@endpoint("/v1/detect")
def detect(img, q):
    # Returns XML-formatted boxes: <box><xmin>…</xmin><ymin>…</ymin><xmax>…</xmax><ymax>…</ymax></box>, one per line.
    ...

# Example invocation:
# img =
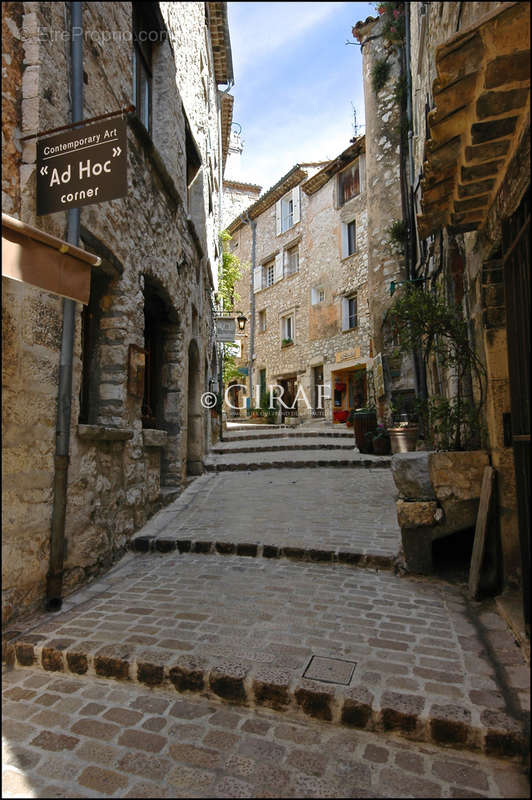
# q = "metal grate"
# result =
<box><xmin>303</xmin><ymin>655</ymin><xmax>357</xmax><ymax>685</ymax></box>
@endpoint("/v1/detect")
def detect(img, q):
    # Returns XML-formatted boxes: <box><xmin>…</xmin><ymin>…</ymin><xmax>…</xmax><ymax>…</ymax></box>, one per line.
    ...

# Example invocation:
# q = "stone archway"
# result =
<box><xmin>187</xmin><ymin>339</ymin><xmax>203</xmax><ymax>475</ymax></box>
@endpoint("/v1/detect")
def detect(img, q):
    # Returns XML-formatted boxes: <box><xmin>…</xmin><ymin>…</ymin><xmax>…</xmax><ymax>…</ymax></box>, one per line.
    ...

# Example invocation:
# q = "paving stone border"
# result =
<box><xmin>4</xmin><ymin>667</ymin><xmax>529</xmax><ymax>800</ymax></box>
<box><xmin>128</xmin><ymin>537</ymin><xmax>395</xmax><ymax>570</ymax></box>
<box><xmin>3</xmin><ymin>637</ymin><xmax>527</xmax><ymax>761</ymax></box>
<box><xmin>204</xmin><ymin>457</ymin><xmax>391</xmax><ymax>472</ymax></box>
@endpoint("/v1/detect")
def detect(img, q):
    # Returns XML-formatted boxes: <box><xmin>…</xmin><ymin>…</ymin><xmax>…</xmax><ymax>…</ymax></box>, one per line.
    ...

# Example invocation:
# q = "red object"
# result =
<box><xmin>333</xmin><ymin>409</ymin><xmax>349</xmax><ymax>423</ymax></box>
<box><xmin>334</xmin><ymin>381</ymin><xmax>346</xmax><ymax>392</ymax></box>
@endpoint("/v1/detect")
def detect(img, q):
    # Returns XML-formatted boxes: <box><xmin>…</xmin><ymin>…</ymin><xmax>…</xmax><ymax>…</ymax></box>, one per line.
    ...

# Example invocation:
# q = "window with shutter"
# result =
<box><xmin>263</xmin><ymin>261</ymin><xmax>275</xmax><ymax>288</ymax></box>
<box><xmin>292</xmin><ymin>186</ymin><xmax>301</xmax><ymax>224</ymax></box>
<box><xmin>275</xmin><ymin>200</ymin><xmax>282</xmax><ymax>235</ymax></box>
<box><xmin>253</xmin><ymin>266</ymin><xmax>262</xmax><ymax>292</ymax></box>
<box><xmin>338</xmin><ymin>160</ymin><xmax>360</xmax><ymax>205</ymax></box>
<box><xmin>341</xmin><ymin>220</ymin><xmax>356</xmax><ymax>258</ymax></box>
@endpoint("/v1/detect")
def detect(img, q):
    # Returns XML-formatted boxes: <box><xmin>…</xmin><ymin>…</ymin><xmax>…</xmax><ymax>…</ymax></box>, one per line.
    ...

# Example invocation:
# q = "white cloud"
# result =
<box><xmin>228</xmin><ymin>2</ymin><xmax>348</xmax><ymax>74</ymax></box>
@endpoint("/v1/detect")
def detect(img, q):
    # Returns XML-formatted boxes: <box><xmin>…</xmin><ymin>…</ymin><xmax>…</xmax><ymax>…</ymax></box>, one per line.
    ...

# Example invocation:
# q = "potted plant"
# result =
<box><xmin>387</xmin><ymin>417</ymin><xmax>419</xmax><ymax>453</ymax></box>
<box><xmin>346</xmin><ymin>409</ymin><xmax>355</xmax><ymax>428</ymax></box>
<box><xmin>353</xmin><ymin>404</ymin><xmax>377</xmax><ymax>452</ymax></box>
<box><xmin>371</xmin><ymin>425</ymin><xmax>392</xmax><ymax>455</ymax></box>
<box><xmin>281</xmin><ymin>337</ymin><xmax>293</xmax><ymax>348</ymax></box>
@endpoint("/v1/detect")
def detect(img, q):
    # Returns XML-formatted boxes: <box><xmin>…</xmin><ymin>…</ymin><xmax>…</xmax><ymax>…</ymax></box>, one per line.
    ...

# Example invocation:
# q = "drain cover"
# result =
<box><xmin>303</xmin><ymin>655</ymin><xmax>357</xmax><ymax>685</ymax></box>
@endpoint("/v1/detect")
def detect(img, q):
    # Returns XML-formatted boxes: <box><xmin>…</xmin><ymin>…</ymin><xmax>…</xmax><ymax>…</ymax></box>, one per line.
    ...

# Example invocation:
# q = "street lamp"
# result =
<box><xmin>236</xmin><ymin>314</ymin><xmax>247</xmax><ymax>333</ymax></box>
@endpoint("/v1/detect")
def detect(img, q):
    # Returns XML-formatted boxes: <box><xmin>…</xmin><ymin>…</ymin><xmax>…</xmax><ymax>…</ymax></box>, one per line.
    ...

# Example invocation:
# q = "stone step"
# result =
<box><xmin>130</xmin><ymin>535</ymin><xmax>395</xmax><ymax>571</ymax></box>
<box><xmin>212</xmin><ymin>438</ymin><xmax>356</xmax><ymax>454</ymax></box>
<box><xmin>204</xmin><ymin>451</ymin><xmax>390</xmax><ymax>471</ymax></box>
<box><xmin>223</xmin><ymin>430</ymin><xmax>354</xmax><ymax>442</ymax></box>
<box><xmin>3</xmin><ymin>553</ymin><xmax>528</xmax><ymax>761</ymax></box>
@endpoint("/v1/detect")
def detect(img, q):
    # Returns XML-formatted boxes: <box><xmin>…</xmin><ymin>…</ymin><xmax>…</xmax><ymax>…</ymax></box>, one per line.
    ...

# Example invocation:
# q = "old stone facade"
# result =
<box><xmin>357</xmin><ymin>12</ymin><xmax>417</xmax><ymax>422</ymax></box>
<box><xmin>356</xmin><ymin>3</ymin><xmax>530</xmax><ymax>624</ymax></box>
<box><xmin>2</xmin><ymin>2</ymin><xmax>233</xmax><ymax>624</ymax></box>
<box><xmin>227</xmin><ymin>142</ymin><xmax>373</xmax><ymax>423</ymax></box>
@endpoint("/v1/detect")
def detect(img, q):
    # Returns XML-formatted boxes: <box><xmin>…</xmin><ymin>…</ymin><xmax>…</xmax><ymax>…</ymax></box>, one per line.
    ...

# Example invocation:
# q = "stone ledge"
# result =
<box><xmin>142</xmin><ymin>429</ymin><xmax>168</xmax><ymax>448</ymax></box>
<box><xmin>77</xmin><ymin>424</ymin><xmax>134</xmax><ymax>442</ymax></box>
<box><xmin>128</xmin><ymin>537</ymin><xmax>394</xmax><ymax>571</ymax></box>
<box><xmin>5</xmin><ymin>638</ymin><xmax>527</xmax><ymax>759</ymax></box>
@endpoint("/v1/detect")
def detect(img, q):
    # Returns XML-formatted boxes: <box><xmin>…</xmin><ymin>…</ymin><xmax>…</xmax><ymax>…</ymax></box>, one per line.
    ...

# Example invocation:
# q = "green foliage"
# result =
<box><xmin>388</xmin><ymin>219</ymin><xmax>407</xmax><ymax>248</ymax></box>
<box><xmin>218</xmin><ymin>231</ymin><xmax>248</xmax><ymax>385</ymax></box>
<box><xmin>415</xmin><ymin>396</ymin><xmax>485</xmax><ymax>452</ymax></box>
<box><xmin>389</xmin><ymin>286</ymin><xmax>486</xmax><ymax>450</ymax></box>
<box><xmin>260</xmin><ymin>387</ymin><xmax>277</xmax><ymax>419</ymax></box>
<box><xmin>371</xmin><ymin>57</ymin><xmax>391</xmax><ymax>94</ymax></box>
<box><xmin>281</xmin><ymin>337</ymin><xmax>293</xmax><ymax>347</ymax></box>
<box><xmin>218</xmin><ymin>230</ymin><xmax>248</xmax><ymax>313</ymax></box>
<box><xmin>222</xmin><ymin>344</ymin><xmax>241</xmax><ymax>385</ymax></box>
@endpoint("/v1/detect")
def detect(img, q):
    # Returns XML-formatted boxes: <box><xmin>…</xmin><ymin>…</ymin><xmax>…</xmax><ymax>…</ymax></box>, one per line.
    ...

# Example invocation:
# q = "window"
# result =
<box><xmin>263</xmin><ymin>260</ymin><xmax>275</xmax><ymax>288</ymax></box>
<box><xmin>311</xmin><ymin>287</ymin><xmax>325</xmax><ymax>305</ymax></box>
<box><xmin>132</xmin><ymin>7</ymin><xmax>153</xmax><ymax>132</ymax></box>
<box><xmin>276</xmin><ymin>187</ymin><xmax>301</xmax><ymax>234</ymax></box>
<box><xmin>341</xmin><ymin>219</ymin><xmax>356</xmax><ymax>258</ymax></box>
<box><xmin>338</xmin><ymin>161</ymin><xmax>360</xmax><ymax>205</ymax></box>
<box><xmin>285</xmin><ymin>245</ymin><xmax>299</xmax><ymax>276</ymax></box>
<box><xmin>341</xmin><ymin>293</ymin><xmax>358</xmax><ymax>331</ymax></box>
<box><xmin>281</xmin><ymin>314</ymin><xmax>294</xmax><ymax>345</ymax></box>
<box><xmin>258</xmin><ymin>309</ymin><xmax>266</xmax><ymax>332</ymax></box>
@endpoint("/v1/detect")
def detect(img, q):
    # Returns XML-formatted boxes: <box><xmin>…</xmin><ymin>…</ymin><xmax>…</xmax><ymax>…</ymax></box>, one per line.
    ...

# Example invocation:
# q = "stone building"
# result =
<box><xmin>2</xmin><ymin>1</ymin><xmax>234</xmax><ymax>624</ymax></box>
<box><xmin>222</xmin><ymin>127</ymin><xmax>262</xmax><ymax>228</ymax></box>
<box><xmin>356</xmin><ymin>3</ymin><xmax>530</xmax><ymax>631</ymax></box>
<box><xmin>227</xmin><ymin>140</ymin><xmax>374</xmax><ymax>423</ymax></box>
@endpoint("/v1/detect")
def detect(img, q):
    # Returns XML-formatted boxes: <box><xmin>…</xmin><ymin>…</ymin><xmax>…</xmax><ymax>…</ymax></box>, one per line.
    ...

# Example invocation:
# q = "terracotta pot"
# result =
<box><xmin>388</xmin><ymin>425</ymin><xmax>419</xmax><ymax>454</ymax></box>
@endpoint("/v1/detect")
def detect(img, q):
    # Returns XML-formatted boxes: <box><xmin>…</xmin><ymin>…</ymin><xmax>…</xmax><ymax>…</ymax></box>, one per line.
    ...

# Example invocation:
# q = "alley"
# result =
<box><xmin>3</xmin><ymin>429</ymin><xmax>530</xmax><ymax>797</ymax></box>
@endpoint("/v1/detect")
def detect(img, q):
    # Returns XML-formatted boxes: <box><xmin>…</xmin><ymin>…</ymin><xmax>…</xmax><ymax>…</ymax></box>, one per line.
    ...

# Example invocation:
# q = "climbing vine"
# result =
<box><xmin>389</xmin><ymin>285</ymin><xmax>486</xmax><ymax>450</ymax></box>
<box><xmin>218</xmin><ymin>231</ymin><xmax>248</xmax><ymax>385</ymax></box>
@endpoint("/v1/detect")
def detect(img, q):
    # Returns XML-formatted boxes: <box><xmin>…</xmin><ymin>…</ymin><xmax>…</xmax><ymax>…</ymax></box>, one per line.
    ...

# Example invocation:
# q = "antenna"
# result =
<box><xmin>350</xmin><ymin>103</ymin><xmax>365</xmax><ymax>138</ymax></box>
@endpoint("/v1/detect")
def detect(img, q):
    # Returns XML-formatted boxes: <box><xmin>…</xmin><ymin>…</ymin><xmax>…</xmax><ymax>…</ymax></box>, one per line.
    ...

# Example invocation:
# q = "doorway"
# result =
<box><xmin>279</xmin><ymin>376</ymin><xmax>297</xmax><ymax>420</ymax></box>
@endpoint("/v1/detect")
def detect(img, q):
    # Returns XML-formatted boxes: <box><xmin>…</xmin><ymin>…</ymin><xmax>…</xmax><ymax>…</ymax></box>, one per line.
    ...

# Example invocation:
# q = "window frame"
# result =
<box><xmin>258</xmin><ymin>309</ymin><xmax>267</xmax><ymax>332</ymax></box>
<box><xmin>281</xmin><ymin>313</ymin><xmax>295</xmax><ymax>345</ymax></box>
<box><xmin>132</xmin><ymin>7</ymin><xmax>153</xmax><ymax>133</ymax></box>
<box><xmin>341</xmin><ymin>292</ymin><xmax>358</xmax><ymax>332</ymax></box>
<box><xmin>263</xmin><ymin>261</ymin><xmax>275</xmax><ymax>288</ymax></box>
<box><xmin>285</xmin><ymin>245</ymin><xmax>299</xmax><ymax>276</ymax></box>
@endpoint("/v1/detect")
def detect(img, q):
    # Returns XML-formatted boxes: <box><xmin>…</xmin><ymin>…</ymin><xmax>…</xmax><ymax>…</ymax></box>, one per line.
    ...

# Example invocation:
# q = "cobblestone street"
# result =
<box><xmin>3</xmin><ymin>436</ymin><xmax>530</xmax><ymax>798</ymax></box>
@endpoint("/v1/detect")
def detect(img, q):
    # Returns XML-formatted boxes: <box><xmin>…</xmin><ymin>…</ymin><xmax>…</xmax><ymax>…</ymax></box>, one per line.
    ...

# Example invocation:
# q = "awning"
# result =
<box><xmin>418</xmin><ymin>2</ymin><xmax>530</xmax><ymax>239</ymax></box>
<box><xmin>2</xmin><ymin>213</ymin><xmax>101</xmax><ymax>304</ymax></box>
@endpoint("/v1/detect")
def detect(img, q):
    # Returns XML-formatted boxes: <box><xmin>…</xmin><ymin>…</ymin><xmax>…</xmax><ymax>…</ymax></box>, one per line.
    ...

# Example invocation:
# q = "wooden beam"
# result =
<box><xmin>468</xmin><ymin>466</ymin><xmax>495</xmax><ymax>599</ymax></box>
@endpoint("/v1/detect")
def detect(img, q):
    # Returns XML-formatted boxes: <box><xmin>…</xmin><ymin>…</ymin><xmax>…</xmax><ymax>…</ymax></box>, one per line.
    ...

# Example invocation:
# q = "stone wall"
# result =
<box><xmin>222</xmin><ymin>180</ymin><xmax>261</xmax><ymax>230</ymax></box>
<box><xmin>2</xmin><ymin>2</ymin><xmax>24</xmax><ymax>216</ymax></box>
<box><xmin>231</xmin><ymin>154</ymin><xmax>372</xmax><ymax>421</ymax></box>
<box><xmin>357</xmin><ymin>14</ymin><xmax>416</xmax><ymax>420</ymax></box>
<box><xmin>2</xmin><ymin>1</ymin><xmax>228</xmax><ymax>624</ymax></box>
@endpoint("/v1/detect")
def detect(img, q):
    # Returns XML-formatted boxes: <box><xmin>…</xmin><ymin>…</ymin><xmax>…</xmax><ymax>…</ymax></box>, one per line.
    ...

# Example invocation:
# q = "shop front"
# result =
<box><xmin>331</xmin><ymin>365</ymin><xmax>367</xmax><ymax>423</ymax></box>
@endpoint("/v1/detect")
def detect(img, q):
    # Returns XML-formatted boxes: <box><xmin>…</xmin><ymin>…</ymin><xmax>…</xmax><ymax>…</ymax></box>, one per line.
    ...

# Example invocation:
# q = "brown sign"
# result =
<box><xmin>36</xmin><ymin>118</ymin><xmax>127</xmax><ymax>215</ymax></box>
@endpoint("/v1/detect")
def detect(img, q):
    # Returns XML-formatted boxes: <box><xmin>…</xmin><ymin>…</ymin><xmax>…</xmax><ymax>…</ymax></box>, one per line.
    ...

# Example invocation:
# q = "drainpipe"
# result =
<box><xmin>241</xmin><ymin>212</ymin><xmax>256</xmax><ymax>406</ymax></box>
<box><xmin>404</xmin><ymin>5</ymin><xmax>427</xmax><ymax>404</ymax></box>
<box><xmin>46</xmin><ymin>1</ymin><xmax>83</xmax><ymax>611</ymax></box>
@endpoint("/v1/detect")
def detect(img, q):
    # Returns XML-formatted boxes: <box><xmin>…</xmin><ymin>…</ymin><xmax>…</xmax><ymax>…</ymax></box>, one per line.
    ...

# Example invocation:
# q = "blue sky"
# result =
<box><xmin>226</xmin><ymin>2</ymin><xmax>375</xmax><ymax>190</ymax></box>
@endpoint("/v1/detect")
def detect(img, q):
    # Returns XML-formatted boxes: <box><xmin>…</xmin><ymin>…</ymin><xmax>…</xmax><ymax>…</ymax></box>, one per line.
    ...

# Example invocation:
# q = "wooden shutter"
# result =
<box><xmin>275</xmin><ymin>200</ymin><xmax>282</xmax><ymax>235</ymax></box>
<box><xmin>274</xmin><ymin>253</ymin><xmax>283</xmax><ymax>282</ymax></box>
<box><xmin>341</xmin><ymin>223</ymin><xmax>348</xmax><ymax>258</ymax></box>
<box><xmin>253</xmin><ymin>266</ymin><xmax>262</xmax><ymax>292</ymax></box>
<box><xmin>292</xmin><ymin>187</ymin><xmax>300</xmax><ymax>224</ymax></box>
